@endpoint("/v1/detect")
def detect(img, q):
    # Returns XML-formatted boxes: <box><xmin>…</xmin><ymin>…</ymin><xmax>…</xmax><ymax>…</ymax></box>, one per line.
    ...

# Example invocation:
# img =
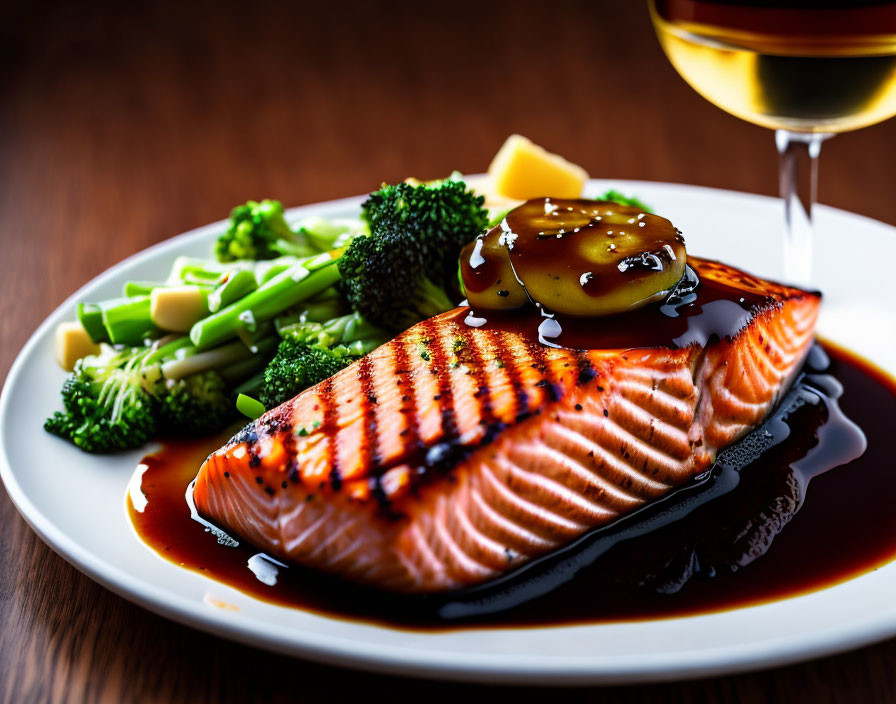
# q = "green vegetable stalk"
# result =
<box><xmin>45</xmin><ymin>334</ymin><xmax>275</xmax><ymax>453</ymax></box>
<box><xmin>189</xmin><ymin>253</ymin><xmax>342</xmax><ymax>349</ymax></box>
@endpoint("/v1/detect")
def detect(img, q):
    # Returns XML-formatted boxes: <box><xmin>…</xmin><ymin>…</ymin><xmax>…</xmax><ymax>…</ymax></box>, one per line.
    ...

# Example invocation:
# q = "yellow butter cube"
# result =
<box><xmin>150</xmin><ymin>286</ymin><xmax>209</xmax><ymax>332</ymax></box>
<box><xmin>55</xmin><ymin>321</ymin><xmax>101</xmax><ymax>371</ymax></box>
<box><xmin>488</xmin><ymin>134</ymin><xmax>588</xmax><ymax>200</ymax></box>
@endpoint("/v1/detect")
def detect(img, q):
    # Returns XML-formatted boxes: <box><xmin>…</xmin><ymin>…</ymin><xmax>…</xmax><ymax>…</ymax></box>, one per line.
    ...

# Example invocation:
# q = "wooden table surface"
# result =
<box><xmin>2</xmin><ymin>2</ymin><xmax>895</xmax><ymax>702</ymax></box>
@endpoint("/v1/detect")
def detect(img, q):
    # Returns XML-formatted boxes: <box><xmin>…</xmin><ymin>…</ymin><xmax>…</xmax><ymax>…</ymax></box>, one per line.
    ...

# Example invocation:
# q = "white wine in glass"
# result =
<box><xmin>649</xmin><ymin>0</ymin><xmax>896</xmax><ymax>285</ymax></box>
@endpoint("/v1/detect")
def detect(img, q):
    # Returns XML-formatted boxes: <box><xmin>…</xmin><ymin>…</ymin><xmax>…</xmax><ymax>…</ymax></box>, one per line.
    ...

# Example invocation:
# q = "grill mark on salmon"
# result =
<box><xmin>319</xmin><ymin>377</ymin><xmax>340</xmax><ymax>491</ymax></box>
<box><xmin>458</xmin><ymin>329</ymin><xmax>495</xmax><ymax>429</ymax></box>
<box><xmin>356</xmin><ymin>354</ymin><xmax>379</xmax><ymax>474</ymax></box>
<box><xmin>500</xmin><ymin>340</ymin><xmax>529</xmax><ymax>423</ymax></box>
<box><xmin>393</xmin><ymin>334</ymin><xmax>419</xmax><ymax>450</ymax></box>
<box><xmin>422</xmin><ymin>319</ymin><xmax>459</xmax><ymax>447</ymax></box>
<box><xmin>194</xmin><ymin>259</ymin><xmax>821</xmax><ymax>593</ymax></box>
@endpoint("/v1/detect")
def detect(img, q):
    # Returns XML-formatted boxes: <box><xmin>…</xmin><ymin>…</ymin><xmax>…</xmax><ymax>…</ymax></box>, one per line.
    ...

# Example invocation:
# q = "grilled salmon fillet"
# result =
<box><xmin>193</xmin><ymin>258</ymin><xmax>820</xmax><ymax>593</ymax></box>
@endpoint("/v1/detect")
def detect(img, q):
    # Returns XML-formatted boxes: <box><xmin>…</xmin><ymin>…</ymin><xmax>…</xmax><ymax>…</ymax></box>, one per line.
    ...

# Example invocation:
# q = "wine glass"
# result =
<box><xmin>649</xmin><ymin>0</ymin><xmax>896</xmax><ymax>286</ymax></box>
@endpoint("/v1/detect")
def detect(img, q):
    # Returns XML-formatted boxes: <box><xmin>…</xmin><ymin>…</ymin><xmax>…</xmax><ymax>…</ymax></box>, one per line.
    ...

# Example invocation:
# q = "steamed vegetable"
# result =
<box><xmin>339</xmin><ymin>178</ymin><xmax>489</xmax><ymax>332</ymax></box>
<box><xmin>214</xmin><ymin>200</ymin><xmax>365</xmax><ymax>263</ymax></box>
<box><xmin>189</xmin><ymin>252</ymin><xmax>343</xmax><ymax>349</ymax></box>
<box><xmin>215</xmin><ymin>200</ymin><xmax>315</xmax><ymax>262</ymax></box>
<box><xmin>45</xmin><ymin>345</ymin><xmax>159</xmax><ymax>452</ymax></box>
<box><xmin>97</xmin><ymin>296</ymin><xmax>158</xmax><ymax>345</ymax></box>
<box><xmin>260</xmin><ymin>312</ymin><xmax>387</xmax><ymax>409</ymax></box>
<box><xmin>45</xmin><ymin>334</ymin><xmax>275</xmax><ymax>452</ymax></box>
<box><xmin>49</xmin><ymin>176</ymin><xmax>649</xmax><ymax>454</ymax></box>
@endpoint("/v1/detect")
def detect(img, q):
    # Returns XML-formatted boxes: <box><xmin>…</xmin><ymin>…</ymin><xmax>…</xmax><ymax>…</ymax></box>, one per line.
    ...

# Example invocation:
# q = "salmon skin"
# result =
<box><xmin>193</xmin><ymin>259</ymin><xmax>820</xmax><ymax>593</ymax></box>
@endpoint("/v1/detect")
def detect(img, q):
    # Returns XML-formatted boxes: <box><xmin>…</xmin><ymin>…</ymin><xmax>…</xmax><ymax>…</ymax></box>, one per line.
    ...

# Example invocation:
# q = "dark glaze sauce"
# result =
<box><xmin>460</xmin><ymin>197</ymin><xmax>818</xmax><ymax>353</ymax></box>
<box><xmin>465</xmin><ymin>258</ymin><xmax>786</xmax><ymax>351</ymax></box>
<box><xmin>503</xmin><ymin>199</ymin><xmax>683</xmax><ymax>297</ymax></box>
<box><xmin>128</xmin><ymin>342</ymin><xmax>895</xmax><ymax>631</ymax></box>
<box><xmin>460</xmin><ymin>199</ymin><xmax>686</xmax><ymax>317</ymax></box>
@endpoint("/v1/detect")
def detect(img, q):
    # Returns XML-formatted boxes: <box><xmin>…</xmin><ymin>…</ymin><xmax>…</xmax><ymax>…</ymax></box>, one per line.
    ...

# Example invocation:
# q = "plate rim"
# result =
<box><xmin>3</xmin><ymin>179</ymin><xmax>896</xmax><ymax>685</ymax></box>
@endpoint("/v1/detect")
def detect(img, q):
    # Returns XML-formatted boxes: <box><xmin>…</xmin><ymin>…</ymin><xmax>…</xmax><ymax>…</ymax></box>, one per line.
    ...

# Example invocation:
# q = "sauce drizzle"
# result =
<box><xmin>460</xmin><ymin>198</ymin><xmax>686</xmax><ymax>316</ymax></box>
<box><xmin>127</xmin><ymin>342</ymin><xmax>894</xmax><ymax>631</ymax></box>
<box><xmin>461</xmin><ymin>257</ymin><xmax>793</xmax><ymax>352</ymax></box>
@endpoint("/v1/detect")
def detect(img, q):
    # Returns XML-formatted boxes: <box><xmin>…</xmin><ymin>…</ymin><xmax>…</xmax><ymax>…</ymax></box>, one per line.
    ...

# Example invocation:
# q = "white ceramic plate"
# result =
<box><xmin>2</xmin><ymin>181</ymin><xmax>895</xmax><ymax>685</ymax></box>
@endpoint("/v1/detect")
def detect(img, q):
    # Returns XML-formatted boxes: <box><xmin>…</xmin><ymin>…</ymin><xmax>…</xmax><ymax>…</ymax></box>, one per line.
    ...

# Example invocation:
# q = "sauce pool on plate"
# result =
<box><xmin>127</xmin><ymin>342</ymin><xmax>896</xmax><ymax>631</ymax></box>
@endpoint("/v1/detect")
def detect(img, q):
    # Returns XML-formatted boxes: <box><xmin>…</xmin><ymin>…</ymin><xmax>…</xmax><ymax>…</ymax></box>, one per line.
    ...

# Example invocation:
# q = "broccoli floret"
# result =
<box><xmin>259</xmin><ymin>313</ymin><xmax>387</xmax><ymax>408</ymax></box>
<box><xmin>597</xmin><ymin>189</ymin><xmax>652</xmax><ymax>212</ymax></box>
<box><xmin>46</xmin><ymin>333</ymin><xmax>276</xmax><ymax>453</ymax></box>
<box><xmin>279</xmin><ymin>311</ymin><xmax>387</xmax><ymax>355</ymax></box>
<box><xmin>156</xmin><ymin>370</ymin><xmax>237</xmax><ymax>435</ymax></box>
<box><xmin>44</xmin><ymin>347</ymin><xmax>157</xmax><ymax>453</ymax></box>
<box><xmin>260</xmin><ymin>338</ymin><xmax>357</xmax><ymax>409</ymax></box>
<box><xmin>361</xmin><ymin>179</ymin><xmax>488</xmax><ymax>285</ymax></box>
<box><xmin>338</xmin><ymin>229</ymin><xmax>456</xmax><ymax>331</ymax></box>
<box><xmin>340</xmin><ymin>179</ymin><xmax>488</xmax><ymax>332</ymax></box>
<box><xmin>215</xmin><ymin>200</ymin><xmax>316</xmax><ymax>263</ymax></box>
<box><xmin>339</xmin><ymin>230</ymin><xmax>454</xmax><ymax>331</ymax></box>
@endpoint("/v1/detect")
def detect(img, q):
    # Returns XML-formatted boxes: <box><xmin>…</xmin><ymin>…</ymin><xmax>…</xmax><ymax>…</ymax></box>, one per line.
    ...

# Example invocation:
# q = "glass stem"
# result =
<box><xmin>775</xmin><ymin>129</ymin><xmax>832</xmax><ymax>287</ymax></box>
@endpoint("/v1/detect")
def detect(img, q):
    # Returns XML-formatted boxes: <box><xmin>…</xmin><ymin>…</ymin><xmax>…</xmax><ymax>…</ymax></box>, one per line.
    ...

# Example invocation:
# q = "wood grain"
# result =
<box><xmin>1</xmin><ymin>1</ymin><xmax>895</xmax><ymax>702</ymax></box>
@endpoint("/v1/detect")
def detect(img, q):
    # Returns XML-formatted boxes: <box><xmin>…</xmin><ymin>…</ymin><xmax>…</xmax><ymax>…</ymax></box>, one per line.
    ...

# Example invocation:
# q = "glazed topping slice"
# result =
<box><xmin>461</xmin><ymin>198</ymin><xmax>687</xmax><ymax>316</ymax></box>
<box><xmin>458</xmin><ymin>228</ymin><xmax>528</xmax><ymax>309</ymax></box>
